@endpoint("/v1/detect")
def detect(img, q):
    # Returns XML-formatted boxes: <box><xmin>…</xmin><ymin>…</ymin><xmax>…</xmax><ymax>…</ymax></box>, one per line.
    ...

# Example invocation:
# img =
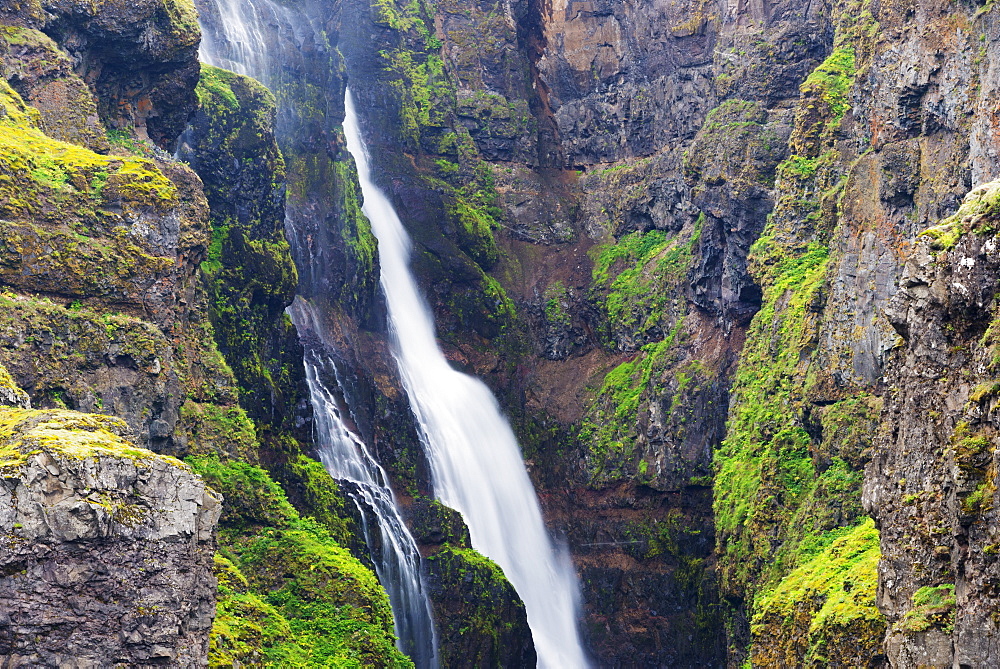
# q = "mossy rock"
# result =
<box><xmin>426</xmin><ymin>544</ymin><xmax>536</xmax><ymax>668</ymax></box>
<box><xmin>188</xmin><ymin>454</ymin><xmax>298</xmax><ymax>531</ymax></box>
<box><xmin>750</xmin><ymin>518</ymin><xmax>885</xmax><ymax>665</ymax></box>
<box><xmin>0</xmin><ymin>26</ymin><xmax>109</xmax><ymax>151</ymax></box>
<box><xmin>183</xmin><ymin>64</ymin><xmax>305</xmax><ymax>430</ymax></box>
<box><xmin>0</xmin><ymin>77</ymin><xmax>178</xmax><ymax>219</ymax></box>
<box><xmin>920</xmin><ymin>180</ymin><xmax>1000</xmax><ymax>251</ymax></box>
<box><xmin>0</xmin><ymin>361</ymin><xmax>28</xmax><ymax>408</ymax></box>
<box><xmin>0</xmin><ymin>407</ymin><xmax>182</xmax><ymax>469</ymax></box>
<box><xmin>189</xmin><ymin>455</ymin><xmax>412</xmax><ymax>668</ymax></box>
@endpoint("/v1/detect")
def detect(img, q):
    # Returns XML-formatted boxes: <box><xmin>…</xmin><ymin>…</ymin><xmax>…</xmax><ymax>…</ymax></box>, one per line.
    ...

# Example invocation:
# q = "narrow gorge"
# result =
<box><xmin>1</xmin><ymin>0</ymin><xmax>999</xmax><ymax>665</ymax></box>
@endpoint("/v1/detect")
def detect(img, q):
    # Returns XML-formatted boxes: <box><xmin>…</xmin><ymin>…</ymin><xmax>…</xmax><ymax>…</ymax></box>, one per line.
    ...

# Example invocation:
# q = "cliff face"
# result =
<box><xmin>0</xmin><ymin>404</ymin><xmax>220</xmax><ymax>665</ymax></box>
<box><xmin>319</xmin><ymin>0</ymin><xmax>1000</xmax><ymax>664</ymax></box>
<box><xmin>3</xmin><ymin>0</ymin><xmax>1000</xmax><ymax>664</ymax></box>
<box><xmin>870</xmin><ymin>183</ymin><xmax>1000</xmax><ymax>666</ymax></box>
<box><xmin>0</xmin><ymin>1</ymin><xmax>411</xmax><ymax>665</ymax></box>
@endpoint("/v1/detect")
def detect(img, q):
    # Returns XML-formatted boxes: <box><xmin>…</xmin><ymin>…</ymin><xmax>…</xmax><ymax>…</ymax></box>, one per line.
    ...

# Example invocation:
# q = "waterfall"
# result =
<box><xmin>195</xmin><ymin>2</ymin><xmax>439</xmax><ymax>666</ymax></box>
<box><xmin>343</xmin><ymin>90</ymin><xmax>590</xmax><ymax>668</ymax></box>
<box><xmin>290</xmin><ymin>300</ymin><xmax>438</xmax><ymax>668</ymax></box>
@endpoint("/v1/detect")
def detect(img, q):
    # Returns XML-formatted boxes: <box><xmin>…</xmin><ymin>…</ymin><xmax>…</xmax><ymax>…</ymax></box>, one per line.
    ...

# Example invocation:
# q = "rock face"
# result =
<box><xmin>178</xmin><ymin>64</ymin><xmax>307</xmax><ymax>433</ymax></box>
<box><xmin>0</xmin><ymin>408</ymin><xmax>220</xmax><ymax>666</ymax></box>
<box><xmin>315</xmin><ymin>0</ymin><xmax>1000</xmax><ymax>663</ymax></box>
<box><xmin>0</xmin><ymin>4</ymin><xmax>412</xmax><ymax>668</ymax></box>
<box><xmin>2</xmin><ymin>0</ymin><xmax>202</xmax><ymax>146</ymax></box>
<box><xmin>868</xmin><ymin>182</ymin><xmax>1000</xmax><ymax>667</ymax></box>
<box><xmin>406</xmin><ymin>496</ymin><xmax>536</xmax><ymax>668</ymax></box>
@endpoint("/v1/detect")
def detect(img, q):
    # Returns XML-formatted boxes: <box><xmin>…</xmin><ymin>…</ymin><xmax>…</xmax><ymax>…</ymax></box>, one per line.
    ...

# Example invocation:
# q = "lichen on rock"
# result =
<box><xmin>0</xmin><ymin>407</ymin><xmax>221</xmax><ymax>665</ymax></box>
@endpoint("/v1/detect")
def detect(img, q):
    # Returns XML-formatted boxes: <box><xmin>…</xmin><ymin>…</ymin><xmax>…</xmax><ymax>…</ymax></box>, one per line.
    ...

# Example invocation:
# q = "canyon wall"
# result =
<box><xmin>2</xmin><ymin>0</ymin><xmax>1000</xmax><ymax>664</ymax></box>
<box><xmin>323</xmin><ymin>0</ymin><xmax>1000</xmax><ymax>664</ymax></box>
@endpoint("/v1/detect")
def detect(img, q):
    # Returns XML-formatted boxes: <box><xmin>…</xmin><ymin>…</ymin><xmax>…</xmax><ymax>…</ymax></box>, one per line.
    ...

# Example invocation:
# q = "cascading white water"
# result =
<box><xmin>343</xmin><ymin>90</ymin><xmax>590</xmax><ymax>669</ymax></box>
<box><xmin>291</xmin><ymin>301</ymin><xmax>438</xmax><ymax>668</ymax></box>
<box><xmin>195</xmin><ymin>3</ymin><xmax>439</xmax><ymax>665</ymax></box>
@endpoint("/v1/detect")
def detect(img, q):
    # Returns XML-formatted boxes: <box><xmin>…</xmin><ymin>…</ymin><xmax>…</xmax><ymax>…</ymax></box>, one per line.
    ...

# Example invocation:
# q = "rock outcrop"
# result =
<box><xmin>2</xmin><ymin>0</ymin><xmax>202</xmax><ymax>147</ymax></box>
<box><xmin>0</xmin><ymin>407</ymin><xmax>220</xmax><ymax>666</ymax></box>
<box><xmin>869</xmin><ymin>182</ymin><xmax>1000</xmax><ymax>666</ymax></box>
<box><xmin>408</xmin><ymin>496</ymin><xmax>536</xmax><ymax>668</ymax></box>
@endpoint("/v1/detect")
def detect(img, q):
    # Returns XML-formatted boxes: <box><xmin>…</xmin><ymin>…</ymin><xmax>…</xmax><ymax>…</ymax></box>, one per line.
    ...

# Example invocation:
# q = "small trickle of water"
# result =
<box><xmin>343</xmin><ymin>89</ymin><xmax>590</xmax><ymax>669</ymax></box>
<box><xmin>292</xmin><ymin>300</ymin><xmax>438</xmax><ymax>668</ymax></box>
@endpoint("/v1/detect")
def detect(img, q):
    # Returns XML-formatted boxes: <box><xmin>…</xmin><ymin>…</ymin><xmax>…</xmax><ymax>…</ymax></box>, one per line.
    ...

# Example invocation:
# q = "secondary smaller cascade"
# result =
<box><xmin>195</xmin><ymin>1</ymin><xmax>440</xmax><ymax>663</ymax></box>
<box><xmin>343</xmin><ymin>89</ymin><xmax>590</xmax><ymax>668</ymax></box>
<box><xmin>291</xmin><ymin>300</ymin><xmax>438</xmax><ymax>669</ymax></box>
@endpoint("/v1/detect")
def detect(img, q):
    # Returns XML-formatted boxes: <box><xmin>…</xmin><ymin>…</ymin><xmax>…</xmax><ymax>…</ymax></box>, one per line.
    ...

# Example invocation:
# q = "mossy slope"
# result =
<box><xmin>190</xmin><ymin>455</ymin><xmax>412</xmax><ymax>668</ymax></box>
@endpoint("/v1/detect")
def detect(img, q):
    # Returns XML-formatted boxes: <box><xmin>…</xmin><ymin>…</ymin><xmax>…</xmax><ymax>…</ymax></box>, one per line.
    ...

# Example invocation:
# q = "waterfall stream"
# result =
<box><xmin>343</xmin><ymin>90</ymin><xmax>590</xmax><ymax>669</ymax></box>
<box><xmin>290</xmin><ymin>301</ymin><xmax>439</xmax><ymax>668</ymax></box>
<box><xmin>195</xmin><ymin>2</ymin><xmax>438</xmax><ymax>665</ymax></box>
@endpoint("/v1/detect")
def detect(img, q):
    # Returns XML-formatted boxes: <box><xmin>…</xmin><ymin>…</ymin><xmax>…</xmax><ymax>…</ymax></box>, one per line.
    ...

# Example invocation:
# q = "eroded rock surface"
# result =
<box><xmin>0</xmin><ymin>408</ymin><xmax>220</xmax><ymax>666</ymax></box>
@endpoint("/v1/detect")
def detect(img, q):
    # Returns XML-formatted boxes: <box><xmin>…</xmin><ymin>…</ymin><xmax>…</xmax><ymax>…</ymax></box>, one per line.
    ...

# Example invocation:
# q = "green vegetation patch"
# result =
<box><xmin>0</xmin><ymin>407</ymin><xmax>180</xmax><ymax>469</ymax></box>
<box><xmin>0</xmin><ymin>361</ymin><xmax>29</xmax><ymax>408</ymax></box>
<box><xmin>919</xmin><ymin>179</ymin><xmax>1000</xmax><ymax>251</ymax></box>
<box><xmin>896</xmin><ymin>584</ymin><xmax>956</xmax><ymax>634</ymax></box>
<box><xmin>714</xmin><ymin>233</ymin><xmax>830</xmax><ymax>591</ymax></box>
<box><xmin>580</xmin><ymin>329</ymin><xmax>682</xmax><ymax>484</ymax></box>
<box><xmin>0</xmin><ymin>78</ymin><xmax>177</xmax><ymax>223</ymax></box>
<box><xmin>181</xmin><ymin>402</ymin><xmax>260</xmax><ymax>463</ymax></box>
<box><xmin>426</xmin><ymin>544</ymin><xmax>528</xmax><ymax>666</ymax></box>
<box><xmin>447</xmin><ymin>195</ymin><xmax>500</xmax><ymax>268</ymax></box>
<box><xmin>196</xmin><ymin>64</ymin><xmax>241</xmax><ymax>111</ymax></box>
<box><xmin>579</xmin><ymin>215</ymin><xmax>706</xmax><ymax>485</ymax></box>
<box><xmin>591</xmin><ymin>214</ymin><xmax>703</xmax><ymax>347</ymax></box>
<box><xmin>751</xmin><ymin>518</ymin><xmax>883</xmax><ymax>664</ymax></box>
<box><xmin>801</xmin><ymin>47</ymin><xmax>856</xmax><ymax>122</ymax></box>
<box><xmin>543</xmin><ymin>280</ymin><xmax>571</xmax><ymax>328</ymax></box>
<box><xmin>373</xmin><ymin>0</ymin><xmax>450</xmax><ymax>146</ymax></box>
<box><xmin>188</xmin><ymin>455</ymin><xmax>412</xmax><ymax>667</ymax></box>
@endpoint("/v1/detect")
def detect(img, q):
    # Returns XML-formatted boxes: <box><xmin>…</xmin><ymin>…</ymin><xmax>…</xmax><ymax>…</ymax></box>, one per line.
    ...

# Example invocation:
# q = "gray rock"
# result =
<box><xmin>0</xmin><ymin>409</ymin><xmax>220</xmax><ymax>667</ymax></box>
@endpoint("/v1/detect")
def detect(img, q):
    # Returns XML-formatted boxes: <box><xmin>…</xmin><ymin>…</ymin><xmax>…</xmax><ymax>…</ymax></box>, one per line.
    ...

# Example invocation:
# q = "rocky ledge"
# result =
<box><xmin>0</xmin><ymin>405</ymin><xmax>220</xmax><ymax>667</ymax></box>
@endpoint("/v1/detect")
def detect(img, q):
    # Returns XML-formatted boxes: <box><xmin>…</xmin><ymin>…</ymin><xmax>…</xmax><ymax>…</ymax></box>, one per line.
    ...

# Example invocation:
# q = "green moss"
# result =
<box><xmin>896</xmin><ymin>584</ymin><xmax>956</xmax><ymax>633</ymax></box>
<box><xmin>285</xmin><ymin>453</ymin><xmax>356</xmax><ymax>548</ymax></box>
<box><xmin>0</xmin><ymin>361</ymin><xmax>29</xmax><ymax>408</ymax></box>
<box><xmin>162</xmin><ymin>0</ymin><xmax>201</xmax><ymax>44</ymax></box>
<box><xmin>579</xmin><ymin>323</ymin><xmax>684</xmax><ymax>484</ymax></box>
<box><xmin>0</xmin><ymin>77</ymin><xmax>177</xmax><ymax>224</ymax></box>
<box><xmin>426</xmin><ymin>544</ymin><xmax>529</xmax><ymax>667</ymax></box>
<box><xmin>579</xmin><ymin>214</ymin><xmax>705</xmax><ymax>485</ymax></box>
<box><xmin>196</xmin><ymin>64</ymin><xmax>241</xmax><ymax>111</ymax></box>
<box><xmin>211</xmin><ymin>554</ymin><xmax>291</xmax><ymax>668</ymax></box>
<box><xmin>543</xmin><ymin>281</ymin><xmax>571</xmax><ymax>327</ymax></box>
<box><xmin>591</xmin><ymin>214</ymin><xmax>703</xmax><ymax>347</ymax></box>
<box><xmin>189</xmin><ymin>455</ymin><xmax>411</xmax><ymax>667</ymax></box>
<box><xmin>714</xmin><ymin>234</ymin><xmax>830</xmax><ymax>577</ymax></box>
<box><xmin>188</xmin><ymin>454</ymin><xmax>297</xmax><ymax>530</ymax></box>
<box><xmin>331</xmin><ymin>158</ymin><xmax>378</xmax><ymax>285</ymax></box>
<box><xmin>372</xmin><ymin>0</ymin><xmax>451</xmax><ymax>147</ymax></box>
<box><xmin>447</xmin><ymin>196</ymin><xmax>500</xmax><ymax>268</ymax></box>
<box><xmin>801</xmin><ymin>47</ymin><xmax>856</xmax><ymax>122</ymax></box>
<box><xmin>180</xmin><ymin>402</ymin><xmax>259</xmax><ymax>462</ymax></box>
<box><xmin>0</xmin><ymin>407</ymin><xmax>184</xmax><ymax>469</ymax></box>
<box><xmin>751</xmin><ymin>519</ymin><xmax>883</xmax><ymax>664</ymax></box>
<box><xmin>919</xmin><ymin>180</ymin><xmax>1000</xmax><ymax>251</ymax></box>
<box><xmin>713</xmin><ymin>219</ymin><xmax>882</xmax><ymax>663</ymax></box>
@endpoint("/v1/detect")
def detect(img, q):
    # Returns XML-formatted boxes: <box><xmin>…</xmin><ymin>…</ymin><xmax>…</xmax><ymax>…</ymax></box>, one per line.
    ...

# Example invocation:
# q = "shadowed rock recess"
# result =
<box><xmin>2</xmin><ymin>0</ymin><xmax>1000</xmax><ymax>665</ymax></box>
